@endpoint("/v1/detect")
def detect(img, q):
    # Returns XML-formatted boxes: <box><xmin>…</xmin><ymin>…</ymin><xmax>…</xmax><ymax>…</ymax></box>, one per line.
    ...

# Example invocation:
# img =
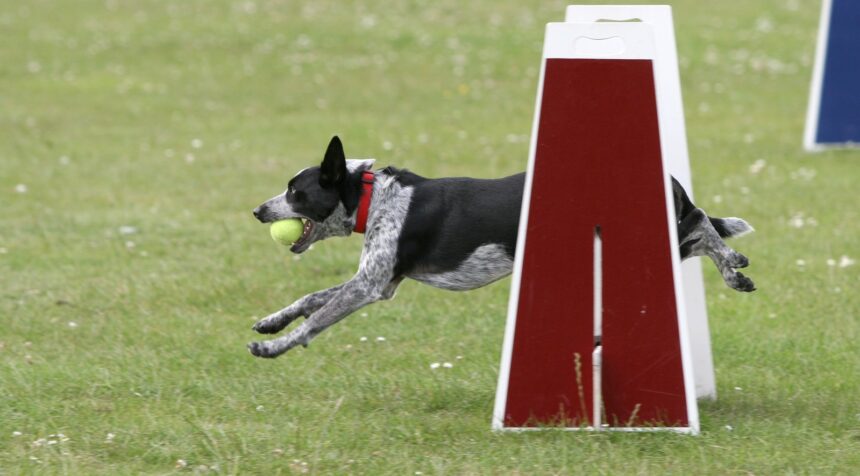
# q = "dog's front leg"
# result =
<box><xmin>249</xmin><ymin>195</ymin><xmax>408</xmax><ymax>358</ymax></box>
<box><xmin>252</xmin><ymin>284</ymin><xmax>346</xmax><ymax>334</ymax></box>
<box><xmin>247</xmin><ymin>273</ymin><xmax>394</xmax><ymax>358</ymax></box>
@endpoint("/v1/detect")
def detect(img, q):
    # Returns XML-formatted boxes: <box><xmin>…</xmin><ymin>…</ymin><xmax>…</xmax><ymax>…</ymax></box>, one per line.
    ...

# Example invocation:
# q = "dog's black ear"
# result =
<box><xmin>319</xmin><ymin>136</ymin><xmax>347</xmax><ymax>188</ymax></box>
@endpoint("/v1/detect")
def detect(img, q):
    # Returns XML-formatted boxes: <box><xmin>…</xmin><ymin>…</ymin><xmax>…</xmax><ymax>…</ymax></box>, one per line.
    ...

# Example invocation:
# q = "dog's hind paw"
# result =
<box><xmin>728</xmin><ymin>272</ymin><xmax>756</xmax><ymax>292</ymax></box>
<box><xmin>727</xmin><ymin>251</ymin><xmax>750</xmax><ymax>269</ymax></box>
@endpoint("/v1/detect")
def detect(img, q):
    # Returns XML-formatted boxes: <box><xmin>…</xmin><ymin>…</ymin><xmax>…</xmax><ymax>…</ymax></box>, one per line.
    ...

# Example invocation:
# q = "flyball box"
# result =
<box><xmin>493</xmin><ymin>17</ymin><xmax>701</xmax><ymax>434</ymax></box>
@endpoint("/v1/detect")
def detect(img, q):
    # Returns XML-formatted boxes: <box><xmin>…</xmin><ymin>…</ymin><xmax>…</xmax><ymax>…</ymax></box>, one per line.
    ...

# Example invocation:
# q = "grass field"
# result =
<box><xmin>2</xmin><ymin>0</ymin><xmax>859</xmax><ymax>473</ymax></box>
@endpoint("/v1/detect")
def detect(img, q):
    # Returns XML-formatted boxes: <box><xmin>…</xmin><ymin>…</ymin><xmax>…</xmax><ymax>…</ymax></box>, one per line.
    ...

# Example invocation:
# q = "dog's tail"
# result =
<box><xmin>710</xmin><ymin>216</ymin><xmax>754</xmax><ymax>239</ymax></box>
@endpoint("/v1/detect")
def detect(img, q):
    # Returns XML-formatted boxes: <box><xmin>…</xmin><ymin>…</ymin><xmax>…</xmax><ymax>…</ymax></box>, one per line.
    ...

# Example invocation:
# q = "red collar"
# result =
<box><xmin>353</xmin><ymin>170</ymin><xmax>374</xmax><ymax>233</ymax></box>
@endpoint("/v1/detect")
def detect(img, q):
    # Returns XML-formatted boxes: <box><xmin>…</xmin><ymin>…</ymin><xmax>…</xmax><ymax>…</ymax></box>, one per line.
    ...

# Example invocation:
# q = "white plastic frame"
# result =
<box><xmin>565</xmin><ymin>5</ymin><xmax>716</xmax><ymax>401</ymax></box>
<box><xmin>492</xmin><ymin>21</ymin><xmax>700</xmax><ymax>435</ymax></box>
<box><xmin>802</xmin><ymin>0</ymin><xmax>858</xmax><ymax>151</ymax></box>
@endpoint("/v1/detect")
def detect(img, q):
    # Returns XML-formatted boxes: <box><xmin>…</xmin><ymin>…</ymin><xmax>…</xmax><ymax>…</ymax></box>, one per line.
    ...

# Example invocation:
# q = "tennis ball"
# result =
<box><xmin>270</xmin><ymin>219</ymin><xmax>304</xmax><ymax>245</ymax></box>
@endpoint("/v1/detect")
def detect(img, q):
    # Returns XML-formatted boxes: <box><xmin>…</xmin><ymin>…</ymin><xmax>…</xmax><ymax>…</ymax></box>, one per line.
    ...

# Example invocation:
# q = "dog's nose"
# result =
<box><xmin>253</xmin><ymin>207</ymin><xmax>263</xmax><ymax>221</ymax></box>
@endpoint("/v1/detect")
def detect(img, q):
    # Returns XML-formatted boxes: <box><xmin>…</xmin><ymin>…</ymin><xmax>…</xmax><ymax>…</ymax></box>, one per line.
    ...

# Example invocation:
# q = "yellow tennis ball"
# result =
<box><xmin>269</xmin><ymin>219</ymin><xmax>303</xmax><ymax>245</ymax></box>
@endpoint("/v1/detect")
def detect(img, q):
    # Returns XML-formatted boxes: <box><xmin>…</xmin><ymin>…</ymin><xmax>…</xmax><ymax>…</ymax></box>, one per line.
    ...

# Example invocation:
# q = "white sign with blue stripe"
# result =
<box><xmin>805</xmin><ymin>0</ymin><xmax>860</xmax><ymax>150</ymax></box>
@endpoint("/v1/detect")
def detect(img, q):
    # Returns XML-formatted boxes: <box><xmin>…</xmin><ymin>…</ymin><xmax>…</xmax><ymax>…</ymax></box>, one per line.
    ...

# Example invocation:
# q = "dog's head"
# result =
<box><xmin>253</xmin><ymin>136</ymin><xmax>374</xmax><ymax>253</ymax></box>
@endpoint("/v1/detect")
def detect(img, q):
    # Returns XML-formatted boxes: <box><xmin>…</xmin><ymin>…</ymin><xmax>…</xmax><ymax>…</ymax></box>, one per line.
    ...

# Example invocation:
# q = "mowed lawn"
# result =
<box><xmin>1</xmin><ymin>0</ymin><xmax>859</xmax><ymax>473</ymax></box>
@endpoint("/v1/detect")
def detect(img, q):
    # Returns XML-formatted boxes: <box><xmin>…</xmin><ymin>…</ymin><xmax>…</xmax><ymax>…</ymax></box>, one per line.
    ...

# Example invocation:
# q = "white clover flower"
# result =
<box><xmin>430</xmin><ymin>362</ymin><xmax>441</xmax><ymax>370</ymax></box>
<box><xmin>359</xmin><ymin>15</ymin><xmax>376</xmax><ymax>29</ymax></box>
<box><xmin>755</xmin><ymin>17</ymin><xmax>773</xmax><ymax>33</ymax></box>
<box><xmin>788</xmin><ymin>213</ymin><xmax>809</xmax><ymax>228</ymax></box>
<box><xmin>790</xmin><ymin>167</ymin><xmax>816</xmax><ymax>181</ymax></box>
<box><xmin>748</xmin><ymin>159</ymin><xmax>766</xmax><ymax>174</ymax></box>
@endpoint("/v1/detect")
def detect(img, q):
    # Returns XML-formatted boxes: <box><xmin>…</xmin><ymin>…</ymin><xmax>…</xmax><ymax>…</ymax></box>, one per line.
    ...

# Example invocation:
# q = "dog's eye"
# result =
<box><xmin>285</xmin><ymin>187</ymin><xmax>304</xmax><ymax>202</ymax></box>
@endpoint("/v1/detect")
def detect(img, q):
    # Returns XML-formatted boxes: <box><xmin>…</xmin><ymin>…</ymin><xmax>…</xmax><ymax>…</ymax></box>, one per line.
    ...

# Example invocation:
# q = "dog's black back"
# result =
<box><xmin>248</xmin><ymin>137</ymin><xmax>755</xmax><ymax>359</ymax></box>
<box><xmin>391</xmin><ymin>167</ymin><xmax>524</xmax><ymax>278</ymax></box>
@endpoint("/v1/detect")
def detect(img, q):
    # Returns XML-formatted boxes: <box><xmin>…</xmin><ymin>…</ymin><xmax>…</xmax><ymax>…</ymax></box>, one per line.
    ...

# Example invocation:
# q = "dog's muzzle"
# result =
<box><xmin>253</xmin><ymin>206</ymin><xmax>268</xmax><ymax>223</ymax></box>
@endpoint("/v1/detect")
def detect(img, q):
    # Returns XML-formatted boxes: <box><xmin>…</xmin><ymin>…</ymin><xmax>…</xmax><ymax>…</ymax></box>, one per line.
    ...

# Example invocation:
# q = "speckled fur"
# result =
<box><xmin>249</xmin><ymin>174</ymin><xmax>414</xmax><ymax>358</ymax></box>
<box><xmin>248</xmin><ymin>138</ymin><xmax>754</xmax><ymax>359</ymax></box>
<box><xmin>408</xmin><ymin>244</ymin><xmax>514</xmax><ymax>291</ymax></box>
<box><xmin>678</xmin><ymin>208</ymin><xmax>755</xmax><ymax>292</ymax></box>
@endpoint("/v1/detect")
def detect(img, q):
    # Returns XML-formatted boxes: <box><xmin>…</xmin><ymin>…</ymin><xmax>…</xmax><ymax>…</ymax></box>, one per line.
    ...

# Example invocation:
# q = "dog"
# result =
<box><xmin>248</xmin><ymin>136</ymin><xmax>754</xmax><ymax>358</ymax></box>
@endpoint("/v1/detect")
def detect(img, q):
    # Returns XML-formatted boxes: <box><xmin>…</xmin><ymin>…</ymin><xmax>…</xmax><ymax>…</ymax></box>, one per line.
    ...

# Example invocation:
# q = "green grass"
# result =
<box><xmin>2</xmin><ymin>0</ymin><xmax>859</xmax><ymax>473</ymax></box>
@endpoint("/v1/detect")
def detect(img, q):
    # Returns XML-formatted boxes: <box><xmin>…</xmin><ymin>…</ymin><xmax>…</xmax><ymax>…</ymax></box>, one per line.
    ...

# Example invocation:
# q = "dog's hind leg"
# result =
<box><xmin>679</xmin><ymin>208</ymin><xmax>755</xmax><ymax>292</ymax></box>
<box><xmin>252</xmin><ymin>284</ymin><xmax>347</xmax><ymax>334</ymax></box>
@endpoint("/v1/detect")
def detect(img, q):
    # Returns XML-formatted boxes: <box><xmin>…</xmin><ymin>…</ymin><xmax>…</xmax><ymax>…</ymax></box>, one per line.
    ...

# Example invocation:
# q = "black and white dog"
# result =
<box><xmin>249</xmin><ymin>136</ymin><xmax>754</xmax><ymax>358</ymax></box>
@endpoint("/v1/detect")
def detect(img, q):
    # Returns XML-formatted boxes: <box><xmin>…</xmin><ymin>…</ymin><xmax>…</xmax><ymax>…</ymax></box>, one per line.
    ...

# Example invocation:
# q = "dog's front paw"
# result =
<box><xmin>249</xmin><ymin>325</ymin><xmax>314</xmax><ymax>358</ymax></box>
<box><xmin>248</xmin><ymin>341</ymin><xmax>279</xmax><ymax>358</ymax></box>
<box><xmin>252</xmin><ymin>310</ymin><xmax>301</xmax><ymax>334</ymax></box>
<box><xmin>252</xmin><ymin>319</ymin><xmax>284</xmax><ymax>335</ymax></box>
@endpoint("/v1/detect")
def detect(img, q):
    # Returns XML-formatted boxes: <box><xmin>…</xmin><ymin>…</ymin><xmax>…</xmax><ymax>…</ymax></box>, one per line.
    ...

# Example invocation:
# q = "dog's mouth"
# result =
<box><xmin>289</xmin><ymin>219</ymin><xmax>316</xmax><ymax>253</ymax></box>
